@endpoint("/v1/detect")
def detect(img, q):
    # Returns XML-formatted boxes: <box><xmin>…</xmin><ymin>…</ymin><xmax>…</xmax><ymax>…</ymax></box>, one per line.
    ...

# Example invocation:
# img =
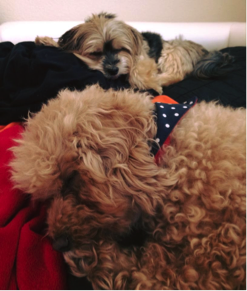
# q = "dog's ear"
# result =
<box><xmin>129</xmin><ymin>26</ymin><xmax>144</xmax><ymax>55</ymax></box>
<box><xmin>58</xmin><ymin>25</ymin><xmax>83</xmax><ymax>51</ymax></box>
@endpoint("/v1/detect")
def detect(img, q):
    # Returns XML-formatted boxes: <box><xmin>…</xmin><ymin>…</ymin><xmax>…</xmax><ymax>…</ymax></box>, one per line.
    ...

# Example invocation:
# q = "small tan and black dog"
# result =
<box><xmin>10</xmin><ymin>85</ymin><xmax>246</xmax><ymax>289</ymax></box>
<box><xmin>35</xmin><ymin>13</ymin><xmax>233</xmax><ymax>94</ymax></box>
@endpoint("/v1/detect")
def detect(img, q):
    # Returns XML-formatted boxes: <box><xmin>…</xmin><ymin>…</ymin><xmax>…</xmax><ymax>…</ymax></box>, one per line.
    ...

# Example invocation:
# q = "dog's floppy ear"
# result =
<box><xmin>129</xmin><ymin>26</ymin><xmax>144</xmax><ymax>55</ymax></box>
<box><xmin>58</xmin><ymin>25</ymin><xmax>83</xmax><ymax>51</ymax></box>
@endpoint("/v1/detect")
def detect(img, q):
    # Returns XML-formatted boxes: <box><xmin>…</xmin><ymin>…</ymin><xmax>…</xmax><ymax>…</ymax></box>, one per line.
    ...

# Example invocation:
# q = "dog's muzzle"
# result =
<box><xmin>103</xmin><ymin>52</ymin><xmax>120</xmax><ymax>78</ymax></box>
<box><xmin>52</xmin><ymin>235</ymin><xmax>72</xmax><ymax>252</ymax></box>
<box><xmin>105</xmin><ymin>65</ymin><xmax>119</xmax><ymax>78</ymax></box>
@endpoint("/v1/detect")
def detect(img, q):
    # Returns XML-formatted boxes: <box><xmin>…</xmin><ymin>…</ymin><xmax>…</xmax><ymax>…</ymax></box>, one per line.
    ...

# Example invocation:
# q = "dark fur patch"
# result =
<box><xmin>58</xmin><ymin>26</ymin><xmax>81</xmax><ymax>51</ymax></box>
<box><xmin>102</xmin><ymin>40</ymin><xmax>120</xmax><ymax>76</ymax></box>
<box><xmin>192</xmin><ymin>51</ymin><xmax>235</xmax><ymax>79</ymax></box>
<box><xmin>61</xmin><ymin>170</ymin><xmax>81</xmax><ymax>197</ymax></box>
<box><xmin>103</xmin><ymin>40</ymin><xmax>114</xmax><ymax>52</ymax></box>
<box><xmin>142</xmin><ymin>32</ymin><xmax>163</xmax><ymax>62</ymax></box>
<box><xmin>116</xmin><ymin>221</ymin><xmax>147</xmax><ymax>248</ymax></box>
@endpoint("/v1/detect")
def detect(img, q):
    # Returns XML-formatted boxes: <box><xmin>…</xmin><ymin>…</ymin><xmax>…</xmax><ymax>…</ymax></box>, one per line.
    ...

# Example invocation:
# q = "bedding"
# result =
<box><xmin>0</xmin><ymin>40</ymin><xmax>245</xmax><ymax>290</ymax></box>
<box><xmin>0</xmin><ymin>42</ymin><xmax>246</xmax><ymax>125</ymax></box>
<box><xmin>0</xmin><ymin>123</ymin><xmax>67</xmax><ymax>290</ymax></box>
<box><xmin>162</xmin><ymin>46</ymin><xmax>246</xmax><ymax>108</ymax></box>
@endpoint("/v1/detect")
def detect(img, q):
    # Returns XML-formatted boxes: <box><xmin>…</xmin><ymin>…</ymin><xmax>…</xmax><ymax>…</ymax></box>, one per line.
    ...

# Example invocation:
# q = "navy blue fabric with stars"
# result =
<box><xmin>151</xmin><ymin>96</ymin><xmax>198</xmax><ymax>156</ymax></box>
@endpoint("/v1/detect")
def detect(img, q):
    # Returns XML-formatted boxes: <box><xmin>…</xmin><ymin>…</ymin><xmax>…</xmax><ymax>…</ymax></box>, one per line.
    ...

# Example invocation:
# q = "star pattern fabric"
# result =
<box><xmin>151</xmin><ymin>96</ymin><xmax>198</xmax><ymax>159</ymax></box>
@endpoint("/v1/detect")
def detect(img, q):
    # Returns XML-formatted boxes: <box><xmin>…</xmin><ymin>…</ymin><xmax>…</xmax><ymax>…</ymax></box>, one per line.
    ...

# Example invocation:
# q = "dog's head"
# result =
<box><xmin>10</xmin><ymin>85</ymin><xmax>167</xmax><ymax>282</ymax></box>
<box><xmin>58</xmin><ymin>13</ymin><xmax>144</xmax><ymax>79</ymax></box>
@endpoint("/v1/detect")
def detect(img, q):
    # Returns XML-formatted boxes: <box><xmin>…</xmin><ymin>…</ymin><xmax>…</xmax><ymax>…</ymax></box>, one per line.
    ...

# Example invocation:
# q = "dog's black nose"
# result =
<box><xmin>52</xmin><ymin>235</ymin><xmax>72</xmax><ymax>252</ymax></box>
<box><xmin>106</xmin><ymin>66</ymin><xmax>119</xmax><ymax>76</ymax></box>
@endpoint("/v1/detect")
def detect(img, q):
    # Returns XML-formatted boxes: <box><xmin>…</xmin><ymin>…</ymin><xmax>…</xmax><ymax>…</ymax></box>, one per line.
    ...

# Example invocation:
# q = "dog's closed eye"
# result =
<box><xmin>111</xmin><ymin>48</ymin><xmax>122</xmax><ymax>54</ymax></box>
<box><xmin>89</xmin><ymin>48</ymin><xmax>130</xmax><ymax>58</ymax></box>
<box><xmin>119</xmin><ymin>47</ymin><xmax>130</xmax><ymax>54</ymax></box>
<box><xmin>89</xmin><ymin>51</ymin><xmax>103</xmax><ymax>57</ymax></box>
<box><xmin>110</xmin><ymin>47</ymin><xmax>130</xmax><ymax>54</ymax></box>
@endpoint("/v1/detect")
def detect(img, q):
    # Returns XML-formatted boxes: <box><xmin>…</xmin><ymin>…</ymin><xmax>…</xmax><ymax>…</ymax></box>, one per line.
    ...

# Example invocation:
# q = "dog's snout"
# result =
<box><xmin>52</xmin><ymin>235</ymin><xmax>72</xmax><ymax>252</ymax></box>
<box><xmin>106</xmin><ymin>66</ymin><xmax>119</xmax><ymax>76</ymax></box>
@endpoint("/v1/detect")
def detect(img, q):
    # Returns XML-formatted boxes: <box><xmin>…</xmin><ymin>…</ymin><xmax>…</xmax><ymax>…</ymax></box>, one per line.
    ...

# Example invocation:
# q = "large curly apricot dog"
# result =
<box><xmin>10</xmin><ymin>85</ymin><xmax>246</xmax><ymax>289</ymax></box>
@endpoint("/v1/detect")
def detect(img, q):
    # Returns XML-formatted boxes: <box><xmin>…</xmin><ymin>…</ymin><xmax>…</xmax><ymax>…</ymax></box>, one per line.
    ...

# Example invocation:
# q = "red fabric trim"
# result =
<box><xmin>0</xmin><ymin>124</ymin><xmax>67</xmax><ymax>290</ymax></box>
<box><xmin>152</xmin><ymin>95</ymin><xmax>178</xmax><ymax>104</ymax></box>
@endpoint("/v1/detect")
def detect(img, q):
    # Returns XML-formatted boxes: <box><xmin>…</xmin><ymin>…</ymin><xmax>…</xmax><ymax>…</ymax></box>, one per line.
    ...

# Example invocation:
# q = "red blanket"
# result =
<box><xmin>0</xmin><ymin>123</ymin><xmax>67</xmax><ymax>290</ymax></box>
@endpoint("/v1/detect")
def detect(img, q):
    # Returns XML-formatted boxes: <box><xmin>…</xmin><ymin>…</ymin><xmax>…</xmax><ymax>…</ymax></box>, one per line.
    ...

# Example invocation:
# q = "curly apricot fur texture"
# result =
<box><xmin>10</xmin><ymin>85</ymin><xmax>246</xmax><ymax>289</ymax></box>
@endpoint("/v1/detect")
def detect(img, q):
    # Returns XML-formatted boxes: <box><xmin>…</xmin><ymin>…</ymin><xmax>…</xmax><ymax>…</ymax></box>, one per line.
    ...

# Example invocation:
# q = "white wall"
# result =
<box><xmin>0</xmin><ymin>0</ymin><xmax>245</xmax><ymax>24</ymax></box>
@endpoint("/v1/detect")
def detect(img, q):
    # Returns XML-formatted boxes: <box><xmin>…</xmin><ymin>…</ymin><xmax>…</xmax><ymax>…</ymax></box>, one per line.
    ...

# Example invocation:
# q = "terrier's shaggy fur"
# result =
<box><xmin>10</xmin><ymin>85</ymin><xmax>246</xmax><ymax>289</ymax></box>
<box><xmin>35</xmin><ymin>13</ymin><xmax>233</xmax><ymax>94</ymax></box>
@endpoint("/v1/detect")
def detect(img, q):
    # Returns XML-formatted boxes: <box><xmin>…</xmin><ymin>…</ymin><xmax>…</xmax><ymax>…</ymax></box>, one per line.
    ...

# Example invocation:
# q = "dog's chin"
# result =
<box><xmin>105</xmin><ymin>73</ymin><xmax>125</xmax><ymax>80</ymax></box>
<box><xmin>109</xmin><ymin>75</ymin><xmax>120</xmax><ymax>80</ymax></box>
<box><xmin>105</xmin><ymin>74</ymin><xmax>127</xmax><ymax>81</ymax></box>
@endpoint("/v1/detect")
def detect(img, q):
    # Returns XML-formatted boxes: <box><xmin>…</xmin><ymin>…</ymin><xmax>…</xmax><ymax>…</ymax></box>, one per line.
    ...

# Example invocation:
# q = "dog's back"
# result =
<box><xmin>142</xmin><ymin>32</ymin><xmax>234</xmax><ymax>86</ymax></box>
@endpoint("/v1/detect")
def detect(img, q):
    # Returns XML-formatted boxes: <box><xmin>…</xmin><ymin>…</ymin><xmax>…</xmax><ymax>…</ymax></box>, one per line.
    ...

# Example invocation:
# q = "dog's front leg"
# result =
<box><xmin>129</xmin><ymin>57</ymin><xmax>163</xmax><ymax>95</ymax></box>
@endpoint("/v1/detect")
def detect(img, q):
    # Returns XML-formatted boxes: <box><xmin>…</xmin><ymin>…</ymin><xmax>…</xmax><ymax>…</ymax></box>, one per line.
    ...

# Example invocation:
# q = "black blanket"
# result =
<box><xmin>0</xmin><ymin>42</ymin><xmax>246</xmax><ymax>125</ymax></box>
<box><xmin>0</xmin><ymin>41</ymin><xmax>130</xmax><ymax>125</ymax></box>
<box><xmin>162</xmin><ymin>47</ymin><xmax>246</xmax><ymax>108</ymax></box>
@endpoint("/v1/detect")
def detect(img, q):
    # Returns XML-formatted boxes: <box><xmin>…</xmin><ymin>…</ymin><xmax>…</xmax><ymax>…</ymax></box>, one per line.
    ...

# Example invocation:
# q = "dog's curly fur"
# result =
<box><xmin>10</xmin><ymin>85</ymin><xmax>246</xmax><ymax>289</ymax></box>
<box><xmin>35</xmin><ymin>13</ymin><xmax>234</xmax><ymax>94</ymax></box>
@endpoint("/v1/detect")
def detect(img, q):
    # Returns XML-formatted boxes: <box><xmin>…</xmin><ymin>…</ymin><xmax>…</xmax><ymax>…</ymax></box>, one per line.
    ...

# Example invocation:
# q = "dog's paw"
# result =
<box><xmin>35</xmin><ymin>36</ymin><xmax>58</xmax><ymax>47</ymax></box>
<box><xmin>130</xmin><ymin>58</ymin><xmax>163</xmax><ymax>94</ymax></box>
<box><xmin>152</xmin><ymin>84</ymin><xmax>163</xmax><ymax>95</ymax></box>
